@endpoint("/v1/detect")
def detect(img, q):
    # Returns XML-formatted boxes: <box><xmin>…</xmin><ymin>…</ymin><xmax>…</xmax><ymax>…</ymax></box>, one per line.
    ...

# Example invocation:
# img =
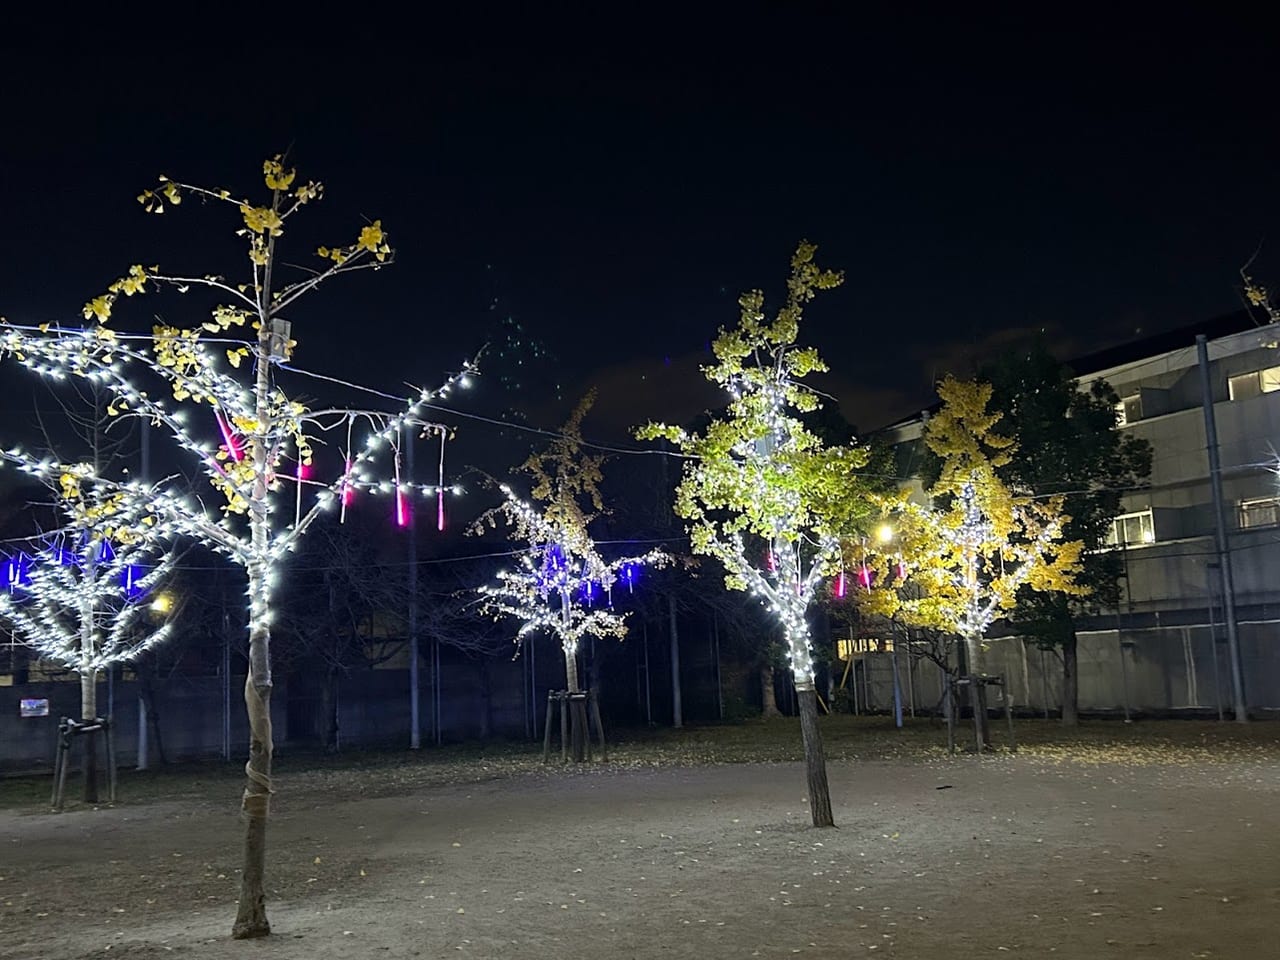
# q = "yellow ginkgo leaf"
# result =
<box><xmin>357</xmin><ymin>221</ymin><xmax>385</xmax><ymax>253</ymax></box>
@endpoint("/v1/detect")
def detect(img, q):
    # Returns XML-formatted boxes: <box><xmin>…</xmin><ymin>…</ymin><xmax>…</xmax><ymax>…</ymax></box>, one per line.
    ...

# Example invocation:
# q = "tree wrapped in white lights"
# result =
<box><xmin>857</xmin><ymin>377</ymin><xmax>1085</xmax><ymax>741</ymax></box>
<box><xmin>0</xmin><ymin>157</ymin><xmax>475</xmax><ymax>939</ymax></box>
<box><xmin>476</xmin><ymin>394</ymin><xmax>666</xmax><ymax>761</ymax></box>
<box><xmin>0</xmin><ymin>472</ymin><xmax>176</xmax><ymax>802</ymax></box>
<box><xmin>637</xmin><ymin>243</ymin><xmax>872</xmax><ymax>827</ymax></box>
<box><xmin>902</xmin><ymin>377</ymin><xmax>1084</xmax><ymax>672</ymax></box>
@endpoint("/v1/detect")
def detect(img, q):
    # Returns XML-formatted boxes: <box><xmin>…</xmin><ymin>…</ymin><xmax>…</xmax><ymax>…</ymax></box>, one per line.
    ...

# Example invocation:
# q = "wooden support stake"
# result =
<box><xmin>589</xmin><ymin>690</ymin><xmax>608</xmax><ymax>762</ymax></box>
<box><xmin>105</xmin><ymin>717</ymin><xmax>118</xmax><ymax>802</ymax></box>
<box><xmin>1004</xmin><ymin>682</ymin><xmax>1017</xmax><ymax>753</ymax></box>
<box><xmin>559</xmin><ymin>694</ymin><xmax>569</xmax><ymax>764</ymax></box>
<box><xmin>945</xmin><ymin>682</ymin><xmax>956</xmax><ymax>756</ymax></box>
<box><xmin>542</xmin><ymin>693</ymin><xmax>555</xmax><ymax>763</ymax></box>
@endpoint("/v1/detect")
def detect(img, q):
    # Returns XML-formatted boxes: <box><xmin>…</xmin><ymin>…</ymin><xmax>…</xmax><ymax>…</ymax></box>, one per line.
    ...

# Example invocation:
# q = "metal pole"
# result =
<box><xmin>222</xmin><ymin>603</ymin><xmax>232</xmax><ymax>760</ymax></box>
<box><xmin>530</xmin><ymin>637</ymin><xmax>538</xmax><ymax>740</ymax></box>
<box><xmin>522</xmin><ymin>642</ymin><xmax>530</xmax><ymax>740</ymax></box>
<box><xmin>433</xmin><ymin>638</ymin><xmax>442</xmax><ymax>746</ymax></box>
<box><xmin>711</xmin><ymin>612</ymin><xmax>724</xmax><ymax>721</ymax></box>
<box><xmin>136</xmin><ymin>417</ymin><xmax>151</xmax><ymax>771</ymax></box>
<box><xmin>669</xmin><ymin>594</ymin><xmax>682</xmax><ymax>728</ymax></box>
<box><xmin>1207</xmin><ymin>562</ymin><xmax>1224</xmax><ymax>722</ymax></box>
<box><xmin>1117</xmin><ymin>538</ymin><xmax>1133</xmax><ymax>723</ymax></box>
<box><xmin>136</xmin><ymin>695</ymin><xmax>148</xmax><ymax>771</ymax></box>
<box><xmin>889</xmin><ymin>621</ymin><xmax>903</xmax><ymax>728</ymax></box>
<box><xmin>1113</xmin><ymin>610</ymin><xmax>1131</xmax><ymax>723</ymax></box>
<box><xmin>1039</xmin><ymin>646</ymin><xmax>1050</xmax><ymax>719</ymax></box>
<box><xmin>406</xmin><ymin>436</ymin><xmax>420</xmax><ymax>749</ymax></box>
<box><xmin>1196</xmin><ymin>334</ymin><xmax>1248</xmax><ymax>722</ymax></box>
<box><xmin>1118</xmin><ymin>632</ymin><xmax>1132</xmax><ymax>724</ymax></box>
<box><xmin>907</xmin><ymin>634</ymin><xmax>917</xmax><ymax>719</ymax></box>
<box><xmin>861</xmin><ymin>645</ymin><xmax>871</xmax><ymax>713</ymax></box>
<box><xmin>642</xmin><ymin>623</ymin><xmax>652</xmax><ymax>725</ymax></box>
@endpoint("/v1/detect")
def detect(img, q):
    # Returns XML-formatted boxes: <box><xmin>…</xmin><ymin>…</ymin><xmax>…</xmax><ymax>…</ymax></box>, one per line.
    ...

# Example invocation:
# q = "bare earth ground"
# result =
<box><xmin>0</xmin><ymin>719</ymin><xmax>1277</xmax><ymax>960</ymax></box>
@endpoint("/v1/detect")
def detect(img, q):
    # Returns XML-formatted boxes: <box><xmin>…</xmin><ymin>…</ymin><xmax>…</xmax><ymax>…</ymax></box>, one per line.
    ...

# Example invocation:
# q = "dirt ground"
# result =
<box><xmin>1</xmin><ymin>726</ymin><xmax>1277</xmax><ymax>959</ymax></box>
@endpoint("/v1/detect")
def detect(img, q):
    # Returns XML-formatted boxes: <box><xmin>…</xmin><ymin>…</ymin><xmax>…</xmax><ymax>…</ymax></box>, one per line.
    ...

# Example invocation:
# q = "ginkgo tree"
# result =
<box><xmin>637</xmin><ymin>243</ymin><xmax>873</xmax><ymax>828</ymax></box>
<box><xmin>0</xmin><ymin>470</ymin><xmax>176</xmax><ymax>803</ymax></box>
<box><xmin>857</xmin><ymin>376</ymin><xmax>1085</xmax><ymax>740</ymax></box>
<box><xmin>0</xmin><ymin>157</ymin><xmax>476</xmax><ymax>939</ymax></box>
<box><xmin>476</xmin><ymin>393</ymin><xmax>666</xmax><ymax>761</ymax></box>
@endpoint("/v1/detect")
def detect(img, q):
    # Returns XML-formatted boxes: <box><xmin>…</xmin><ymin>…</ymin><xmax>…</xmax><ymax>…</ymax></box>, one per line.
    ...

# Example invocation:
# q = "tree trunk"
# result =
<box><xmin>963</xmin><ymin>636</ymin><xmax>991</xmax><ymax>748</ymax></box>
<box><xmin>81</xmin><ymin>669</ymin><xmax>99</xmax><ymax>803</ymax></box>
<box><xmin>1061</xmin><ymin>629</ymin><xmax>1080</xmax><ymax>726</ymax></box>
<box><xmin>795</xmin><ymin>682</ymin><xmax>834</xmax><ymax>827</ymax></box>
<box><xmin>563</xmin><ymin>640</ymin><xmax>586</xmax><ymax>762</ymax></box>
<box><xmin>233</xmin><ymin>580</ymin><xmax>273</xmax><ymax>938</ymax></box>
<box><xmin>761</xmin><ymin>663</ymin><xmax>782</xmax><ymax>718</ymax></box>
<box><xmin>478</xmin><ymin>658</ymin><xmax>492</xmax><ymax>741</ymax></box>
<box><xmin>140</xmin><ymin>671</ymin><xmax>168</xmax><ymax>765</ymax></box>
<box><xmin>234</xmin><ymin>198</ymin><xmax>279</xmax><ymax>941</ymax></box>
<box><xmin>321</xmin><ymin>665</ymin><xmax>339</xmax><ymax>751</ymax></box>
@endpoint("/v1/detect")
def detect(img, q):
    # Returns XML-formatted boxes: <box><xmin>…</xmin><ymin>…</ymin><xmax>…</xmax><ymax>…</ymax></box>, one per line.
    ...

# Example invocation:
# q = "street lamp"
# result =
<box><xmin>870</xmin><ymin>522</ymin><xmax>903</xmax><ymax>727</ymax></box>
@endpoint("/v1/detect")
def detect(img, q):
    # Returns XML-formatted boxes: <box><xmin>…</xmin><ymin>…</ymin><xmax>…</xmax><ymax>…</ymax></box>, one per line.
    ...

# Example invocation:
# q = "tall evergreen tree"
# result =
<box><xmin>982</xmin><ymin>344</ymin><xmax>1152</xmax><ymax>725</ymax></box>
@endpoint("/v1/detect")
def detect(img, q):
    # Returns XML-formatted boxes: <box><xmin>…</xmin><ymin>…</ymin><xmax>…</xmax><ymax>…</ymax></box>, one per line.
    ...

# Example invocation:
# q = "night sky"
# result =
<box><xmin>2</xmin><ymin>7</ymin><xmax>1278</xmax><ymax>444</ymax></box>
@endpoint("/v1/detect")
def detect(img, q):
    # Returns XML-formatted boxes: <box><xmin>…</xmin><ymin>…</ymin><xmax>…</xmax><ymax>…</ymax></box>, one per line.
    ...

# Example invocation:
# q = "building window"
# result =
<box><xmin>1228</xmin><ymin>365</ymin><xmax>1280</xmax><ymax>401</ymax></box>
<box><xmin>835</xmin><ymin>636</ymin><xmax>894</xmax><ymax>658</ymax></box>
<box><xmin>1114</xmin><ymin>395</ymin><xmax>1141</xmax><ymax>426</ymax></box>
<box><xmin>1105</xmin><ymin>509</ymin><xmax>1155</xmax><ymax>547</ymax></box>
<box><xmin>1239</xmin><ymin>496</ymin><xmax>1280</xmax><ymax>529</ymax></box>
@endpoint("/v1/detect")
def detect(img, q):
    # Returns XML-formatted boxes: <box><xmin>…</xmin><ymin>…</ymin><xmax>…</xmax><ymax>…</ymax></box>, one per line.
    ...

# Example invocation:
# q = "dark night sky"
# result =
<box><xmin>2</xmin><ymin>6</ymin><xmax>1278</xmax><ymax>443</ymax></box>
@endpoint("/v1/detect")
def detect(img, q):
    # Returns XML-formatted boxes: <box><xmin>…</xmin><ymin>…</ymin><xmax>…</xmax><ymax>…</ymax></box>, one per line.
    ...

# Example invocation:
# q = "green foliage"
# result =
<box><xmin>637</xmin><ymin>242</ymin><xmax>875</xmax><ymax>683</ymax></box>
<box><xmin>981</xmin><ymin>343</ymin><xmax>1153</xmax><ymax>643</ymax></box>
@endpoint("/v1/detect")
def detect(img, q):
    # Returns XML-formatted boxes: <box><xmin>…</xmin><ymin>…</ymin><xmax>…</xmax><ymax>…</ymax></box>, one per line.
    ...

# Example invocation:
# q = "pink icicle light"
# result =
<box><xmin>834</xmin><ymin>571</ymin><xmax>847</xmax><ymax>599</ymax></box>
<box><xmin>858</xmin><ymin>564</ymin><xmax>873</xmax><ymax>590</ymax></box>
<box><xmin>340</xmin><ymin>458</ymin><xmax>355</xmax><ymax>507</ymax></box>
<box><xmin>436</xmin><ymin>428</ymin><xmax>448</xmax><ymax>532</ymax></box>
<box><xmin>396</xmin><ymin>487</ymin><xmax>411</xmax><ymax>528</ymax></box>
<box><xmin>215</xmin><ymin>409</ymin><xmax>244</xmax><ymax>461</ymax></box>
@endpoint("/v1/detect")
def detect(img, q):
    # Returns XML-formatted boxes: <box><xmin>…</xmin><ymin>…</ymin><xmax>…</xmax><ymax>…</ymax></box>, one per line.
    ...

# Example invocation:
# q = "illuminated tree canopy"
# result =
<box><xmin>638</xmin><ymin>242</ymin><xmax>873</xmax><ymax>827</ymax></box>
<box><xmin>858</xmin><ymin>376</ymin><xmax>1086</xmax><ymax>671</ymax></box>
<box><xmin>0</xmin><ymin>156</ymin><xmax>477</xmax><ymax>939</ymax></box>
<box><xmin>477</xmin><ymin>394</ymin><xmax>666</xmax><ymax>691</ymax></box>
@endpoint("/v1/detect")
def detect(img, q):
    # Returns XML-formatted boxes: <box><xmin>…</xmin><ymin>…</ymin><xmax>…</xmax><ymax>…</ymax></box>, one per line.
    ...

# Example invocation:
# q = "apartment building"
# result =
<box><xmin>876</xmin><ymin>310</ymin><xmax>1280</xmax><ymax>716</ymax></box>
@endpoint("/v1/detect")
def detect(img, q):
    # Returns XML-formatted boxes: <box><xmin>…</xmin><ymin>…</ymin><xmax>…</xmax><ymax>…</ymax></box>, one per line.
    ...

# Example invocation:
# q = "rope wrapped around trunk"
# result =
<box><xmin>240</xmin><ymin>675</ymin><xmax>273</xmax><ymax>818</ymax></box>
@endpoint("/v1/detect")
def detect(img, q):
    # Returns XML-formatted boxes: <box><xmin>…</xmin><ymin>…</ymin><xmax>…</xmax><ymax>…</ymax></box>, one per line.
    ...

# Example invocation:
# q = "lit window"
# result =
<box><xmin>835</xmin><ymin>637</ymin><xmax>893</xmax><ymax>658</ymax></box>
<box><xmin>1115</xmin><ymin>395</ymin><xmax>1141</xmax><ymax>426</ymax></box>
<box><xmin>1105</xmin><ymin>509</ymin><xmax>1155</xmax><ymax>547</ymax></box>
<box><xmin>1239</xmin><ymin>496</ymin><xmax>1280</xmax><ymax>529</ymax></box>
<box><xmin>1228</xmin><ymin>365</ymin><xmax>1280</xmax><ymax>400</ymax></box>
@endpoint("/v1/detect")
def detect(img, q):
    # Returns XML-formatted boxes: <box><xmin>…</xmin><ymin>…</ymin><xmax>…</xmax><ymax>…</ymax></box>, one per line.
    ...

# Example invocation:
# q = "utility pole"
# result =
<box><xmin>669</xmin><ymin>594</ymin><xmax>682</xmax><ymax>728</ymax></box>
<box><xmin>406</xmin><ymin>435</ymin><xmax>420</xmax><ymax>749</ymax></box>
<box><xmin>1196</xmin><ymin>334</ymin><xmax>1248</xmax><ymax>722</ymax></box>
<box><xmin>136</xmin><ymin>416</ymin><xmax>151</xmax><ymax>771</ymax></box>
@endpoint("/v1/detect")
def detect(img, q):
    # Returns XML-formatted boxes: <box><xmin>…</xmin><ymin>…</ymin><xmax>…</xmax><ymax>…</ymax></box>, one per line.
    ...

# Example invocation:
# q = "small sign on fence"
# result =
<box><xmin>19</xmin><ymin>698</ymin><xmax>49</xmax><ymax>718</ymax></box>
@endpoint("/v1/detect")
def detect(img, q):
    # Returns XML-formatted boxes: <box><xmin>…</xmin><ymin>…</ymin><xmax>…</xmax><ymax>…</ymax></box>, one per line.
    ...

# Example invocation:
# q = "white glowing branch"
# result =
<box><xmin>633</xmin><ymin>248</ymin><xmax>874</xmax><ymax>692</ymax></box>
<box><xmin>0</xmin><ymin>449</ymin><xmax>248</xmax><ymax>562</ymax></box>
<box><xmin>0</xmin><ymin>537</ymin><xmax>176</xmax><ymax>674</ymax></box>
<box><xmin>0</xmin><ymin>322</ymin><xmax>480</xmax><ymax>563</ymax></box>
<box><xmin>477</xmin><ymin>485</ymin><xmax>668</xmax><ymax>658</ymax></box>
<box><xmin>927</xmin><ymin>479</ymin><xmax>1072</xmax><ymax>647</ymax></box>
